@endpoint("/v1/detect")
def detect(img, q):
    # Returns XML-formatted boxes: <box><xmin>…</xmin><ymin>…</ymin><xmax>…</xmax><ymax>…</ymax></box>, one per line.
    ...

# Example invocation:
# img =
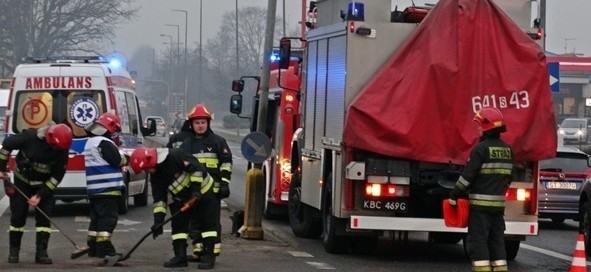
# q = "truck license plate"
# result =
<box><xmin>363</xmin><ymin>199</ymin><xmax>408</xmax><ymax>212</ymax></box>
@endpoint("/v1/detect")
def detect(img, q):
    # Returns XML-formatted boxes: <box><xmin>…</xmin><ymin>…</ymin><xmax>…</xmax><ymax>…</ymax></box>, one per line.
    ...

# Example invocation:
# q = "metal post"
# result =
<box><xmin>160</xmin><ymin>34</ymin><xmax>174</xmax><ymax>113</ymax></box>
<box><xmin>235</xmin><ymin>0</ymin><xmax>239</xmax><ymax>77</ymax></box>
<box><xmin>172</xmin><ymin>9</ymin><xmax>189</xmax><ymax>114</ymax></box>
<box><xmin>241</xmin><ymin>0</ymin><xmax>278</xmax><ymax>241</ymax></box>
<box><xmin>199</xmin><ymin>0</ymin><xmax>203</xmax><ymax>104</ymax></box>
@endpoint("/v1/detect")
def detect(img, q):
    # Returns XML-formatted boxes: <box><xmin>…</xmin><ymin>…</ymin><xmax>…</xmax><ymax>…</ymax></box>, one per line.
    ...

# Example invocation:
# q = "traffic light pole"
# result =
<box><xmin>241</xmin><ymin>0</ymin><xmax>277</xmax><ymax>240</ymax></box>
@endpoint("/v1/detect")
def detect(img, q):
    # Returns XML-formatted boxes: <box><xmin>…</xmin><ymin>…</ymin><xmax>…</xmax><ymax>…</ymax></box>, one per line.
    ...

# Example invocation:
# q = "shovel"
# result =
<box><xmin>103</xmin><ymin>196</ymin><xmax>197</xmax><ymax>266</ymax></box>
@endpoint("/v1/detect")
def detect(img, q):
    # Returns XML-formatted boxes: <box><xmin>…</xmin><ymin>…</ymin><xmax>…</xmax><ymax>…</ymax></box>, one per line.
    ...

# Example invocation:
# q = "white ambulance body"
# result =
<box><xmin>6</xmin><ymin>57</ymin><xmax>152</xmax><ymax>214</ymax></box>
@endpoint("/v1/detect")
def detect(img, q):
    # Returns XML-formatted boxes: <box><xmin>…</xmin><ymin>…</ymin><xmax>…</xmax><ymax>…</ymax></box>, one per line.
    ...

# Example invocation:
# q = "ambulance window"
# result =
<box><xmin>66</xmin><ymin>90</ymin><xmax>106</xmax><ymax>138</ymax></box>
<box><xmin>114</xmin><ymin>90</ymin><xmax>139</xmax><ymax>136</ymax></box>
<box><xmin>13</xmin><ymin>91</ymin><xmax>54</xmax><ymax>133</ymax></box>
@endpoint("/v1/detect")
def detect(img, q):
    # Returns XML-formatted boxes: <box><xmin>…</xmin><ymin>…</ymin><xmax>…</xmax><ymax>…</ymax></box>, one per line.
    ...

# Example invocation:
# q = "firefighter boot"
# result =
<box><xmin>8</xmin><ymin>231</ymin><xmax>23</xmax><ymax>263</ymax></box>
<box><xmin>96</xmin><ymin>240</ymin><xmax>117</xmax><ymax>258</ymax></box>
<box><xmin>187</xmin><ymin>242</ymin><xmax>203</xmax><ymax>262</ymax></box>
<box><xmin>198</xmin><ymin>238</ymin><xmax>216</xmax><ymax>270</ymax></box>
<box><xmin>87</xmin><ymin>236</ymin><xmax>97</xmax><ymax>257</ymax></box>
<box><xmin>35</xmin><ymin>232</ymin><xmax>52</xmax><ymax>264</ymax></box>
<box><xmin>164</xmin><ymin>240</ymin><xmax>188</xmax><ymax>268</ymax></box>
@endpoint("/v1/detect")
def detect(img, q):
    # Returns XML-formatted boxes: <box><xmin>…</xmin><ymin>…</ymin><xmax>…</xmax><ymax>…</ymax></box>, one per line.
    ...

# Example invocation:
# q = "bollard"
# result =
<box><xmin>241</xmin><ymin>168</ymin><xmax>264</xmax><ymax>239</ymax></box>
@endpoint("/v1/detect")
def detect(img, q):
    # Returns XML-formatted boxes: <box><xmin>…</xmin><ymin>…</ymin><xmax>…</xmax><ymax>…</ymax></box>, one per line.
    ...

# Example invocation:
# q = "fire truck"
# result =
<box><xmin>230</xmin><ymin>49</ymin><xmax>303</xmax><ymax>219</ymax></box>
<box><xmin>282</xmin><ymin>0</ymin><xmax>556</xmax><ymax>260</ymax></box>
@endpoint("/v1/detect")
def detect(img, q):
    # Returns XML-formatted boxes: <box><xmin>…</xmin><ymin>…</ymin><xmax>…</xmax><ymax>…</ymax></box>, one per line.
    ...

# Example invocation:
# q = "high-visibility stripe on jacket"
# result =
<box><xmin>450</xmin><ymin>137</ymin><xmax>514</xmax><ymax>212</ymax></box>
<box><xmin>83</xmin><ymin>136</ymin><xmax>124</xmax><ymax>197</ymax></box>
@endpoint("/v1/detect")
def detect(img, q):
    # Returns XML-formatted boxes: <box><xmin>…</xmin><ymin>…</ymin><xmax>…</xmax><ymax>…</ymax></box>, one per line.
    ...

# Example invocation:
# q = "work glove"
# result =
<box><xmin>151</xmin><ymin>212</ymin><xmax>166</xmax><ymax>239</ymax></box>
<box><xmin>219</xmin><ymin>182</ymin><xmax>230</xmax><ymax>199</ymax></box>
<box><xmin>3</xmin><ymin>179</ymin><xmax>15</xmax><ymax>197</ymax></box>
<box><xmin>448</xmin><ymin>198</ymin><xmax>457</xmax><ymax>206</ymax></box>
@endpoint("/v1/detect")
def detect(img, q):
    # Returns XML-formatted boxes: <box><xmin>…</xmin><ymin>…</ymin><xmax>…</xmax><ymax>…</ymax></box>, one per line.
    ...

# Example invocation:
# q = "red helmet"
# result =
<box><xmin>130</xmin><ymin>147</ymin><xmax>157</xmax><ymax>174</ymax></box>
<box><xmin>474</xmin><ymin>107</ymin><xmax>505</xmax><ymax>132</ymax></box>
<box><xmin>45</xmin><ymin>124</ymin><xmax>73</xmax><ymax>150</ymax></box>
<box><xmin>187</xmin><ymin>104</ymin><xmax>212</xmax><ymax>121</ymax></box>
<box><xmin>96</xmin><ymin>112</ymin><xmax>122</xmax><ymax>133</ymax></box>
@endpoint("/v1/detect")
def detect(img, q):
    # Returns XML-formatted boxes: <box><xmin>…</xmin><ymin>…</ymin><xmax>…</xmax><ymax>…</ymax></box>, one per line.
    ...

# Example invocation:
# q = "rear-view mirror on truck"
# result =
<box><xmin>230</xmin><ymin>94</ymin><xmax>243</xmax><ymax>114</ymax></box>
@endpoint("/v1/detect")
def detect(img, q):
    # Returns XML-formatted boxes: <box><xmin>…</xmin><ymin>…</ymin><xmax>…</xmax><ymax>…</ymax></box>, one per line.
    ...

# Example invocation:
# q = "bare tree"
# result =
<box><xmin>0</xmin><ymin>0</ymin><xmax>137</xmax><ymax>77</ymax></box>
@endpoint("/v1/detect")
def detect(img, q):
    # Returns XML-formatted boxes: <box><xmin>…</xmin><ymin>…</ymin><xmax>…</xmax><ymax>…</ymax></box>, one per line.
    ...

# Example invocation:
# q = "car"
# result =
<box><xmin>539</xmin><ymin>146</ymin><xmax>591</xmax><ymax>223</ymax></box>
<box><xmin>145</xmin><ymin>116</ymin><xmax>168</xmax><ymax>136</ymax></box>
<box><xmin>169</xmin><ymin>118</ymin><xmax>187</xmax><ymax>135</ymax></box>
<box><xmin>558</xmin><ymin>118</ymin><xmax>591</xmax><ymax>144</ymax></box>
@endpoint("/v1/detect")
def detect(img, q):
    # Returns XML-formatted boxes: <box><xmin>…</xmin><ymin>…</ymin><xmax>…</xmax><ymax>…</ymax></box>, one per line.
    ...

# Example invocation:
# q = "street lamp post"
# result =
<box><xmin>172</xmin><ymin>9</ymin><xmax>188</xmax><ymax>114</ymax></box>
<box><xmin>160</xmin><ymin>34</ymin><xmax>174</xmax><ymax>113</ymax></box>
<box><xmin>199</xmin><ymin>0</ymin><xmax>203</xmax><ymax>104</ymax></box>
<box><xmin>165</xmin><ymin>24</ymin><xmax>181</xmax><ymax>69</ymax></box>
<box><xmin>235</xmin><ymin>0</ymin><xmax>239</xmax><ymax>77</ymax></box>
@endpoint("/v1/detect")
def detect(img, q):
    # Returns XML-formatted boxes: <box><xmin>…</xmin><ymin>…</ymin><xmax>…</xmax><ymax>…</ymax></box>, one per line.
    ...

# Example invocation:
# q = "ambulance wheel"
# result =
<box><xmin>288</xmin><ymin>171</ymin><xmax>322</xmax><ymax>238</ymax></box>
<box><xmin>504</xmin><ymin>240</ymin><xmax>520</xmax><ymax>261</ymax></box>
<box><xmin>322</xmin><ymin>173</ymin><xmax>350</xmax><ymax>254</ymax></box>
<box><xmin>134</xmin><ymin>175</ymin><xmax>149</xmax><ymax>207</ymax></box>
<box><xmin>118</xmin><ymin>188</ymin><xmax>129</xmax><ymax>215</ymax></box>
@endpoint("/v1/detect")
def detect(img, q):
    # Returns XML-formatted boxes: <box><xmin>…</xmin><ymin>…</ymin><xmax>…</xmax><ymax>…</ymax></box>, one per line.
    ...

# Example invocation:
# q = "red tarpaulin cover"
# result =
<box><xmin>344</xmin><ymin>0</ymin><xmax>557</xmax><ymax>164</ymax></box>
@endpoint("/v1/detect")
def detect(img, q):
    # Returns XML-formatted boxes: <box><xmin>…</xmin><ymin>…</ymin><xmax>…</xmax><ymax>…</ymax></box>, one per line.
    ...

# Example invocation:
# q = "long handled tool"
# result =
<box><xmin>3</xmin><ymin>178</ymin><xmax>89</xmax><ymax>259</ymax></box>
<box><xmin>103</xmin><ymin>196</ymin><xmax>197</xmax><ymax>266</ymax></box>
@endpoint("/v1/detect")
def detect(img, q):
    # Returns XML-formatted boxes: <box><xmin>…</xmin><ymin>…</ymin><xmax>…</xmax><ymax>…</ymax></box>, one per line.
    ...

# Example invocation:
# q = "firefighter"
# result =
<box><xmin>0</xmin><ymin>123</ymin><xmax>72</xmax><ymax>264</ymax></box>
<box><xmin>448</xmin><ymin>107</ymin><xmax>514</xmax><ymax>272</ymax></box>
<box><xmin>180</xmin><ymin>104</ymin><xmax>232</xmax><ymax>269</ymax></box>
<box><xmin>130</xmin><ymin>147</ymin><xmax>217</xmax><ymax>269</ymax></box>
<box><xmin>83</xmin><ymin>112</ymin><xmax>128</xmax><ymax>258</ymax></box>
<box><xmin>167</xmin><ymin>118</ymin><xmax>192</xmax><ymax>149</ymax></box>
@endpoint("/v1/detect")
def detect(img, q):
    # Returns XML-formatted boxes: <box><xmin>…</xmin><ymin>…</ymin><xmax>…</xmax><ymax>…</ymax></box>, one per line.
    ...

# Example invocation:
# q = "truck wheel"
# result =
<box><xmin>322</xmin><ymin>174</ymin><xmax>350</xmax><ymax>254</ymax></box>
<box><xmin>504</xmin><ymin>240</ymin><xmax>520</xmax><ymax>261</ymax></box>
<box><xmin>580</xmin><ymin>200</ymin><xmax>591</xmax><ymax>255</ymax></box>
<box><xmin>134</xmin><ymin>178</ymin><xmax>148</xmax><ymax>207</ymax></box>
<box><xmin>288</xmin><ymin>172</ymin><xmax>322</xmax><ymax>238</ymax></box>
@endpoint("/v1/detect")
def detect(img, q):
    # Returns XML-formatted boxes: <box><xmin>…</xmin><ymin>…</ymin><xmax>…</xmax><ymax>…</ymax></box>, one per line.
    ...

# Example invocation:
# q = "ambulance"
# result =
<box><xmin>5</xmin><ymin>56</ymin><xmax>156</xmax><ymax>214</ymax></box>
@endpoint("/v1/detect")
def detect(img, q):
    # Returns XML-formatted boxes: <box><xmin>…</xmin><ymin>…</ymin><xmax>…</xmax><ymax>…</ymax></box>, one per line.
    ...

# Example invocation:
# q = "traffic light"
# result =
<box><xmin>230</xmin><ymin>94</ymin><xmax>243</xmax><ymax>114</ymax></box>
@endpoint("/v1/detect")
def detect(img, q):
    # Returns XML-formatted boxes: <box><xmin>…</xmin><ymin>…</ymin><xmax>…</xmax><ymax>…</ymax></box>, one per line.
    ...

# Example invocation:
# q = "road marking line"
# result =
<box><xmin>0</xmin><ymin>196</ymin><xmax>9</xmax><ymax>216</ymax></box>
<box><xmin>288</xmin><ymin>251</ymin><xmax>314</xmax><ymax>257</ymax></box>
<box><xmin>306</xmin><ymin>262</ymin><xmax>335</xmax><ymax>270</ymax></box>
<box><xmin>521</xmin><ymin>243</ymin><xmax>591</xmax><ymax>265</ymax></box>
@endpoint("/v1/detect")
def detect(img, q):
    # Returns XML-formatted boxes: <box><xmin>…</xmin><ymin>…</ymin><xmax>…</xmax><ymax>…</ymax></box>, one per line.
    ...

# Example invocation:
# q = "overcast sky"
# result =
<box><xmin>112</xmin><ymin>0</ymin><xmax>591</xmax><ymax>58</ymax></box>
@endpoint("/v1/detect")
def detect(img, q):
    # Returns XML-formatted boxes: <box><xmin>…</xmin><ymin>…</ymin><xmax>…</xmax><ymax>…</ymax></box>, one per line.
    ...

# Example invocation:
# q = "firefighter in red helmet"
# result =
<box><xmin>83</xmin><ymin>112</ymin><xmax>128</xmax><ymax>258</ymax></box>
<box><xmin>181</xmin><ymin>104</ymin><xmax>232</xmax><ymax>269</ymax></box>
<box><xmin>0</xmin><ymin>123</ymin><xmax>72</xmax><ymax>264</ymax></box>
<box><xmin>130</xmin><ymin>147</ymin><xmax>215</xmax><ymax>268</ymax></box>
<box><xmin>449</xmin><ymin>107</ymin><xmax>514</xmax><ymax>272</ymax></box>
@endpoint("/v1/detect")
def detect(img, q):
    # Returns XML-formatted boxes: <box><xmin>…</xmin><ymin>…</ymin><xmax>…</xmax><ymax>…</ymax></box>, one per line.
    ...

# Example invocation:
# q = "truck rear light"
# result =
<box><xmin>365</xmin><ymin>183</ymin><xmax>409</xmax><ymax>197</ymax></box>
<box><xmin>505</xmin><ymin>188</ymin><xmax>532</xmax><ymax>202</ymax></box>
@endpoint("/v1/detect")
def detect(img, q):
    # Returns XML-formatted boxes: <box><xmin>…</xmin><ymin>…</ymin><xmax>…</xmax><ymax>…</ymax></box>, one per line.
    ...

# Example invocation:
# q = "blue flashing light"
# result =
<box><xmin>347</xmin><ymin>2</ymin><xmax>365</xmax><ymax>21</ymax></box>
<box><xmin>109</xmin><ymin>59</ymin><xmax>122</xmax><ymax>67</ymax></box>
<box><xmin>270</xmin><ymin>53</ymin><xmax>280</xmax><ymax>62</ymax></box>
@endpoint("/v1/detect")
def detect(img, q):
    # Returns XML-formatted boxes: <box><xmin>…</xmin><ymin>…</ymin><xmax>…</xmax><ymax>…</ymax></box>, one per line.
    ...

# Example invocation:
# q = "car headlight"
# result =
<box><xmin>558</xmin><ymin>129</ymin><xmax>565</xmax><ymax>135</ymax></box>
<box><xmin>577</xmin><ymin>129</ymin><xmax>584</xmax><ymax>136</ymax></box>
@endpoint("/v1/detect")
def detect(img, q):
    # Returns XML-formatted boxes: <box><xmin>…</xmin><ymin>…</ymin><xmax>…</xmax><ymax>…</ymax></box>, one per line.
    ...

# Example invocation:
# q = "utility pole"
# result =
<box><xmin>241</xmin><ymin>0</ymin><xmax>277</xmax><ymax>240</ymax></box>
<box><xmin>172</xmin><ymin>9</ymin><xmax>188</xmax><ymax>114</ymax></box>
<box><xmin>199</xmin><ymin>0</ymin><xmax>203</xmax><ymax>103</ymax></box>
<box><xmin>235</xmin><ymin>0</ymin><xmax>239</xmax><ymax>77</ymax></box>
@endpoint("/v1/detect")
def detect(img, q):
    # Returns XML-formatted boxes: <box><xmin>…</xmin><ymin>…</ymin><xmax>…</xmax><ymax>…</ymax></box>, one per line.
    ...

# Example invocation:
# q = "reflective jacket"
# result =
<box><xmin>0</xmin><ymin>128</ymin><xmax>68</xmax><ymax>198</ymax></box>
<box><xmin>151</xmin><ymin>148</ymin><xmax>214</xmax><ymax>214</ymax></box>
<box><xmin>450</xmin><ymin>136</ymin><xmax>514</xmax><ymax>212</ymax></box>
<box><xmin>83</xmin><ymin>136</ymin><xmax>125</xmax><ymax>197</ymax></box>
<box><xmin>181</xmin><ymin>129</ymin><xmax>232</xmax><ymax>194</ymax></box>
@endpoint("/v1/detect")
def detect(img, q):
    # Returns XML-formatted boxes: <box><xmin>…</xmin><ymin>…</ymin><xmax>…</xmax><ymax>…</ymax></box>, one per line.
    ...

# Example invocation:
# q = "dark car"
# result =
<box><xmin>169</xmin><ymin>118</ymin><xmax>187</xmax><ymax>135</ymax></box>
<box><xmin>539</xmin><ymin>146</ymin><xmax>590</xmax><ymax>223</ymax></box>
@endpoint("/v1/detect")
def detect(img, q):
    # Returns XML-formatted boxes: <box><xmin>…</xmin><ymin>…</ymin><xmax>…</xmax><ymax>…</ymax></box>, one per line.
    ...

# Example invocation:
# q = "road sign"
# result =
<box><xmin>241</xmin><ymin>132</ymin><xmax>272</xmax><ymax>163</ymax></box>
<box><xmin>548</xmin><ymin>62</ymin><xmax>559</xmax><ymax>92</ymax></box>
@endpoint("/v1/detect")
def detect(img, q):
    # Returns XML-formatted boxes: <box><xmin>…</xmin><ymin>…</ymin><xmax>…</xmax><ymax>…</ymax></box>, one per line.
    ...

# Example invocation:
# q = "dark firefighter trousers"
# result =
<box><xmin>189</xmin><ymin>193</ymin><xmax>221</xmax><ymax>255</ymax></box>
<box><xmin>9</xmin><ymin>178</ymin><xmax>54</xmax><ymax>237</ymax></box>
<box><xmin>467</xmin><ymin>208</ymin><xmax>506</xmax><ymax>263</ymax></box>
<box><xmin>169</xmin><ymin>200</ymin><xmax>191</xmax><ymax>239</ymax></box>
<box><xmin>88</xmin><ymin>197</ymin><xmax>120</xmax><ymax>239</ymax></box>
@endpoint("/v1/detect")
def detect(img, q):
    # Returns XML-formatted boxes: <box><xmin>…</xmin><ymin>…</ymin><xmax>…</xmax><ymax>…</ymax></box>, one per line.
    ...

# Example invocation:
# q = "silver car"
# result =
<box><xmin>539</xmin><ymin>146</ymin><xmax>591</xmax><ymax>223</ymax></box>
<box><xmin>558</xmin><ymin>118</ymin><xmax>591</xmax><ymax>144</ymax></box>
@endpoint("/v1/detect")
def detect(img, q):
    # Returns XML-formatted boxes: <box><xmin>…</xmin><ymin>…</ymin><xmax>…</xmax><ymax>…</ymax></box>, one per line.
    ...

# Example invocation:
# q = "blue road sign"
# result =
<box><xmin>548</xmin><ymin>62</ymin><xmax>560</xmax><ymax>93</ymax></box>
<box><xmin>241</xmin><ymin>132</ymin><xmax>272</xmax><ymax>163</ymax></box>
